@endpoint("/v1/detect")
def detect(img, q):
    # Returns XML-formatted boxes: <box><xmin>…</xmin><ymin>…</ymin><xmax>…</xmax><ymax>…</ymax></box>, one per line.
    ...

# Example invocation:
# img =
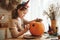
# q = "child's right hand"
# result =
<box><xmin>24</xmin><ymin>24</ymin><xmax>30</xmax><ymax>32</ymax></box>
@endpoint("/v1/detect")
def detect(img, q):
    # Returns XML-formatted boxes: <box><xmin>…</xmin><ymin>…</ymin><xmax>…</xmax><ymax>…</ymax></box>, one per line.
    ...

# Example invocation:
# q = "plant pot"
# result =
<box><xmin>51</xmin><ymin>20</ymin><xmax>57</xmax><ymax>33</ymax></box>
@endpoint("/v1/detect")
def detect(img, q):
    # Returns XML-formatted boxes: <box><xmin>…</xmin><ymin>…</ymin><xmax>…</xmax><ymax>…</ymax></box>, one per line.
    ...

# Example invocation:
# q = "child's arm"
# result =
<box><xmin>23</xmin><ymin>18</ymin><xmax>42</xmax><ymax>25</ymax></box>
<box><xmin>9</xmin><ymin>26</ymin><xmax>29</xmax><ymax>38</ymax></box>
<box><xmin>9</xmin><ymin>20</ymin><xmax>29</xmax><ymax>38</ymax></box>
<box><xmin>23</xmin><ymin>19</ymin><xmax>30</xmax><ymax>25</ymax></box>
<box><xmin>18</xmin><ymin>24</ymin><xmax>29</xmax><ymax>36</ymax></box>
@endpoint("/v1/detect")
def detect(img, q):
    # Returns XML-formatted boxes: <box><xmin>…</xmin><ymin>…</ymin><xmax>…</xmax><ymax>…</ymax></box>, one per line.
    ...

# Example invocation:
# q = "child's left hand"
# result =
<box><xmin>35</xmin><ymin>18</ymin><xmax>42</xmax><ymax>22</ymax></box>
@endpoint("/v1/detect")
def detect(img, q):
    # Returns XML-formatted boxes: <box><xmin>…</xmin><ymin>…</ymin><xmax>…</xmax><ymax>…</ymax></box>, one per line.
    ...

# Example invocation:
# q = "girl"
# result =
<box><xmin>9</xmin><ymin>0</ymin><xmax>30</xmax><ymax>38</ymax></box>
<box><xmin>9</xmin><ymin>0</ymin><xmax>42</xmax><ymax>38</ymax></box>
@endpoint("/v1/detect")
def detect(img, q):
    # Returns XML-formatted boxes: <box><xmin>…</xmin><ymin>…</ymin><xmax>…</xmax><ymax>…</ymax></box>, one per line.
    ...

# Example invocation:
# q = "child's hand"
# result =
<box><xmin>24</xmin><ymin>24</ymin><xmax>30</xmax><ymax>32</ymax></box>
<box><xmin>35</xmin><ymin>18</ymin><xmax>42</xmax><ymax>22</ymax></box>
<box><xmin>25</xmin><ymin>24</ymin><xmax>30</xmax><ymax>30</ymax></box>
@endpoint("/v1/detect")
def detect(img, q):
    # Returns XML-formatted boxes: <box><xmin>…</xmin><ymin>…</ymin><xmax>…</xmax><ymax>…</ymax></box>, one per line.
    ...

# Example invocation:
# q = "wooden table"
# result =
<box><xmin>5</xmin><ymin>33</ymin><xmax>58</xmax><ymax>40</ymax></box>
<box><xmin>0</xmin><ymin>28</ymin><xmax>59</xmax><ymax>40</ymax></box>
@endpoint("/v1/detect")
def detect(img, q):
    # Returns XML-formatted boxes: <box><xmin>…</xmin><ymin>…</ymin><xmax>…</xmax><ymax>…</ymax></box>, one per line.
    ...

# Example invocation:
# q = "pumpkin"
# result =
<box><xmin>29</xmin><ymin>21</ymin><xmax>44</xmax><ymax>36</ymax></box>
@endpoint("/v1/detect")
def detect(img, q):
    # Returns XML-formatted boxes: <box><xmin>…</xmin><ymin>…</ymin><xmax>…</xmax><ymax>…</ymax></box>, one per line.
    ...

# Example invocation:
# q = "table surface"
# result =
<box><xmin>0</xmin><ymin>28</ymin><xmax>59</xmax><ymax>40</ymax></box>
<box><xmin>5</xmin><ymin>34</ymin><xmax>58</xmax><ymax>40</ymax></box>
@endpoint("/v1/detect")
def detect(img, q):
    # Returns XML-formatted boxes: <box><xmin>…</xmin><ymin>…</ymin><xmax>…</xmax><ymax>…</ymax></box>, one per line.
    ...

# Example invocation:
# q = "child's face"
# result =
<box><xmin>18</xmin><ymin>8</ymin><xmax>28</xmax><ymax>18</ymax></box>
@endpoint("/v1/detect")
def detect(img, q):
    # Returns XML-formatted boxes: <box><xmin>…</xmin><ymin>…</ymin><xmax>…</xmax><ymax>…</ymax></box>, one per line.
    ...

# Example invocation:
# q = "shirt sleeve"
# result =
<box><xmin>9</xmin><ymin>19</ymin><xmax>19</xmax><ymax>38</ymax></box>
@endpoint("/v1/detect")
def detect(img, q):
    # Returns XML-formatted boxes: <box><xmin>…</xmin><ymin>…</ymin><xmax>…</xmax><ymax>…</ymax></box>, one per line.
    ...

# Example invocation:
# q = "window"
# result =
<box><xmin>24</xmin><ymin>0</ymin><xmax>60</xmax><ymax>32</ymax></box>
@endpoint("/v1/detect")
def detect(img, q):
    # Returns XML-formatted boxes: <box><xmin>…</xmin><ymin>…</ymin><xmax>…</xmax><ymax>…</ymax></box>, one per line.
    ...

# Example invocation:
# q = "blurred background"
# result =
<box><xmin>0</xmin><ymin>0</ymin><xmax>60</xmax><ymax>40</ymax></box>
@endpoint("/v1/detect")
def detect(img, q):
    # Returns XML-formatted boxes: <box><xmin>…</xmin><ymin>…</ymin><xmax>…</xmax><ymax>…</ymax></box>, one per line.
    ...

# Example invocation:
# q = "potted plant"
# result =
<box><xmin>43</xmin><ymin>4</ymin><xmax>60</xmax><ymax>36</ymax></box>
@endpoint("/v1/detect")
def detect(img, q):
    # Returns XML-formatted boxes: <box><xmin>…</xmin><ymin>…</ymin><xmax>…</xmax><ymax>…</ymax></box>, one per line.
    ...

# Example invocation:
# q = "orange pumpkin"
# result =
<box><xmin>29</xmin><ymin>21</ymin><xmax>44</xmax><ymax>36</ymax></box>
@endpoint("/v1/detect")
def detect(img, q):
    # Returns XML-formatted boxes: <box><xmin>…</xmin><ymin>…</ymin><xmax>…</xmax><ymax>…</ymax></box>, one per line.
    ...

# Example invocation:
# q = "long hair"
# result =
<box><xmin>12</xmin><ymin>0</ymin><xmax>29</xmax><ymax>19</ymax></box>
<box><xmin>11</xmin><ymin>4</ymin><xmax>27</xmax><ymax>19</ymax></box>
<box><xmin>12</xmin><ymin>9</ymin><xmax>18</xmax><ymax>19</ymax></box>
